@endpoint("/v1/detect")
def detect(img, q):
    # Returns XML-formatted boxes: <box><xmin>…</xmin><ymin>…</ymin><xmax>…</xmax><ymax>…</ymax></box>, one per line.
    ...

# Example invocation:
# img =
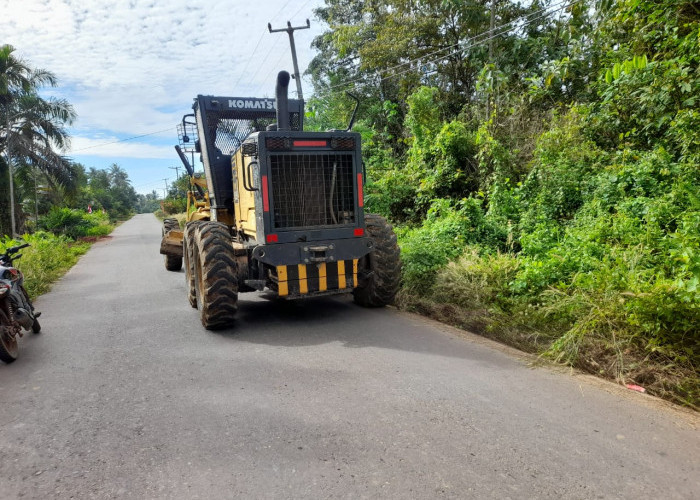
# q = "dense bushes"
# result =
<box><xmin>399</xmin><ymin>198</ymin><xmax>508</xmax><ymax>292</ymax></box>
<box><xmin>39</xmin><ymin>207</ymin><xmax>112</xmax><ymax>239</ymax></box>
<box><xmin>395</xmin><ymin>118</ymin><xmax>699</xmax><ymax>405</ymax></box>
<box><xmin>160</xmin><ymin>198</ymin><xmax>187</xmax><ymax>215</ymax></box>
<box><xmin>309</xmin><ymin>0</ymin><xmax>699</xmax><ymax>405</ymax></box>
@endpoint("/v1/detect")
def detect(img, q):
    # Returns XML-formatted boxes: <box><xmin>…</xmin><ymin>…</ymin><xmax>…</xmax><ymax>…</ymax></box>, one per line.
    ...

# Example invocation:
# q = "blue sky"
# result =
<box><xmin>1</xmin><ymin>0</ymin><xmax>326</xmax><ymax>195</ymax></box>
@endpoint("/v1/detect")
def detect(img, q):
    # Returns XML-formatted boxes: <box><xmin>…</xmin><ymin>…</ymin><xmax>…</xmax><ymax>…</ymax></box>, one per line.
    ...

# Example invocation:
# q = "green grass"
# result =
<box><xmin>396</xmin><ymin>247</ymin><xmax>700</xmax><ymax>410</ymax></box>
<box><xmin>1</xmin><ymin>232</ymin><xmax>93</xmax><ymax>299</ymax></box>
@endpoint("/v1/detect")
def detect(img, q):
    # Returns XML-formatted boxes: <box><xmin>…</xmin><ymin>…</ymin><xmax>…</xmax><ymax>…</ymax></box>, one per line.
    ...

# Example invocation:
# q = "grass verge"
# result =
<box><xmin>1</xmin><ymin>232</ymin><xmax>96</xmax><ymax>299</ymax></box>
<box><xmin>396</xmin><ymin>250</ymin><xmax>700</xmax><ymax>410</ymax></box>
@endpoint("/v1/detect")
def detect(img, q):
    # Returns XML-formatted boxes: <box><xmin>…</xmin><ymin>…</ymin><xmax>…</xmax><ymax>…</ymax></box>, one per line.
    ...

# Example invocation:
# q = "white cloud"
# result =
<box><xmin>1</xmin><ymin>0</ymin><xmax>326</xmax><ymax>152</ymax></box>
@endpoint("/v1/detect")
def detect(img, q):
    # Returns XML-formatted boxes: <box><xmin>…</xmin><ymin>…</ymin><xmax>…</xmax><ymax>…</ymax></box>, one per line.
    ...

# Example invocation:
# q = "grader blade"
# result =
<box><xmin>159</xmin><ymin>229</ymin><xmax>184</xmax><ymax>257</ymax></box>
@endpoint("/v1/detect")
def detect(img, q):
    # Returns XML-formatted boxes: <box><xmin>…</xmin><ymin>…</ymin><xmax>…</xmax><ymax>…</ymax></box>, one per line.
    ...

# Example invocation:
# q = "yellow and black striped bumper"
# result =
<box><xmin>275</xmin><ymin>260</ymin><xmax>358</xmax><ymax>297</ymax></box>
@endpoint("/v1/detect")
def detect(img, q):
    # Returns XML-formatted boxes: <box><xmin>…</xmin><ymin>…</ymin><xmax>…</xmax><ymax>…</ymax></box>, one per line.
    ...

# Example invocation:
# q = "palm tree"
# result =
<box><xmin>1</xmin><ymin>44</ymin><xmax>77</xmax><ymax>236</ymax></box>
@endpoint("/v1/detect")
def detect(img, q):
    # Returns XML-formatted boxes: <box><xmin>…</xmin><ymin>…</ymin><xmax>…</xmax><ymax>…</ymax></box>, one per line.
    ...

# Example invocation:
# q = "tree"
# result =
<box><xmin>82</xmin><ymin>164</ymin><xmax>138</xmax><ymax>220</ymax></box>
<box><xmin>0</xmin><ymin>44</ymin><xmax>77</xmax><ymax>235</ymax></box>
<box><xmin>135</xmin><ymin>190</ymin><xmax>161</xmax><ymax>214</ymax></box>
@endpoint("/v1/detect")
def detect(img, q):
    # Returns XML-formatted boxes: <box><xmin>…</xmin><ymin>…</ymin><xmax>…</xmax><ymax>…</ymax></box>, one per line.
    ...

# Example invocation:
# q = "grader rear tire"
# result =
<box><xmin>193</xmin><ymin>222</ymin><xmax>238</xmax><ymax>329</ymax></box>
<box><xmin>183</xmin><ymin>221</ymin><xmax>201</xmax><ymax>308</ymax></box>
<box><xmin>353</xmin><ymin>214</ymin><xmax>401</xmax><ymax>307</ymax></box>
<box><xmin>163</xmin><ymin>218</ymin><xmax>182</xmax><ymax>271</ymax></box>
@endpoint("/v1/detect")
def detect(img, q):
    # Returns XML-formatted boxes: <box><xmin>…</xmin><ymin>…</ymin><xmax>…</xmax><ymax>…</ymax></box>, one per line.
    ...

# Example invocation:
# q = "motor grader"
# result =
<box><xmin>160</xmin><ymin>71</ymin><xmax>400</xmax><ymax>329</ymax></box>
<box><xmin>159</xmin><ymin>139</ymin><xmax>211</xmax><ymax>271</ymax></box>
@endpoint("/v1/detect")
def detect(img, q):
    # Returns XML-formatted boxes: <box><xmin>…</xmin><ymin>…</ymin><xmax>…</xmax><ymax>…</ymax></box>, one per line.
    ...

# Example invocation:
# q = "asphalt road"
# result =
<box><xmin>0</xmin><ymin>214</ymin><xmax>698</xmax><ymax>499</ymax></box>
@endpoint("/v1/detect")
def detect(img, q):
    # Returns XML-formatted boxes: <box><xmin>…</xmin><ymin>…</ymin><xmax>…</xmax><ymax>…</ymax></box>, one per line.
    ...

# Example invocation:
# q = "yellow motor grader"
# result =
<box><xmin>161</xmin><ymin>71</ymin><xmax>401</xmax><ymax>329</ymax></box>
<box><xmin>159</xmin><ymin>140</ymin><xmax>211</xmax><ymax>271</ymax></box>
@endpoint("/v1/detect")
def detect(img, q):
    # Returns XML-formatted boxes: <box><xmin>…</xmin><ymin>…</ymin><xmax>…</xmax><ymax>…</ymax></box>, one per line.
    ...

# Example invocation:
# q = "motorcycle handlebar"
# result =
<box><xmin>6</xmin><ymin>243</ymin><xmax>30</xmax><ymax>254</ymax></box>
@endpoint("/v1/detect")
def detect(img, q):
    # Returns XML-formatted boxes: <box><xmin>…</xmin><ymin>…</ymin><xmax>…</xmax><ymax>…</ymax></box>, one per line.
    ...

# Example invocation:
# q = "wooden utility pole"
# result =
<box><xmin>487</xmin><ymin>0</ymin><xmax>496</xmax><ymax>120</ymax></box>
<box><xmin>268</xmin><ymin>19</ymin><xmax>311</xmax><ymax>102</ymax></box>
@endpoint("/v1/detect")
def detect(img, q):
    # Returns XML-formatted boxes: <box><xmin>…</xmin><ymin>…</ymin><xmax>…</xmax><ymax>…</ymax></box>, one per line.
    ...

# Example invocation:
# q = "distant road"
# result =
<box><xmin>0</xmin><ymin>213</ymin><xmax>698</xmax><ymax>499</ymax></box>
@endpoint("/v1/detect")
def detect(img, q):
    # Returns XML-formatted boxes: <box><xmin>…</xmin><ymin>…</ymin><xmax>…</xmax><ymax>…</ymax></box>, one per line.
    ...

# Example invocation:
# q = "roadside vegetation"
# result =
<box><xmin>1</xmin><ymin>43</ymin><xmax>153</xmax><ymax>236</ymax></box>
<box><xmin>0</xmin><ymin>233</ymin><xmax>90</xmax><ymax>298</ymax></box>
<box><xmin>1</xmin><ymin>44</ymin><xmax>148</xmax><ymax>297</ymax></box>
<box><xmin>154</xmin><ymin>175</ymin><xmax>189</xmax><ymax>227</ymax></box>
<box><xmin>308</xmin><ymin>0</ymin><xmax>699</xmax><ymax>407</ymax></box>
<box><xmin>2</xmin><ymin>2</ymin><xmax>697</xmax><ymax>407</ymax></box>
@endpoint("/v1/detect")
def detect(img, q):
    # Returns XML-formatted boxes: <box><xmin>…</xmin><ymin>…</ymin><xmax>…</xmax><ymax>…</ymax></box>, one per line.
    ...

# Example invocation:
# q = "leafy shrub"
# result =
<box><xmin>518</xmin><ymin>111</ymin><xmax>603</xmax><ymax>229</ymax></box>
<box><xmin>161</xmin><ymin>198</ymin><xmax>187</xmax><ymax>215</ymax></box>
<box><xmin>39</xmin><ymin>207</ymin><xmax>112</xmax><ymax>240</ymax></box>
<box><xmin>399</xmin><ymin>198</ymin><xmax>508</xmax><ymax>292</ymax></box>
<box><xmin>40</xmin><ymin>207</ymin><xmax>89</xmax><ymax>239</ymax></box>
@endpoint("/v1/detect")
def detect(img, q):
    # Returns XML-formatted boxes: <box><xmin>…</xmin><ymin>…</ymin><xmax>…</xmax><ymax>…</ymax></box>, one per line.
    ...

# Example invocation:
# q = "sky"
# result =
<box><xmin>1</xmin><ymin>0</ymin><xmax>327</xmax><ymax>195</ymax></box>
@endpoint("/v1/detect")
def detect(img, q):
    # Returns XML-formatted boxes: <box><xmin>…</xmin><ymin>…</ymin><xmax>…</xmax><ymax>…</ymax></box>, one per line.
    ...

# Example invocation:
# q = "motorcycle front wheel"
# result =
<box><xmin>32</xmin><ymin>318</ymin><xmax>41</xmax><ymax>334</ymax></box>
<box><xmin>0</xmin><ymin>309</ymin><xmax>18</xmax><ymax>363</ymax></box>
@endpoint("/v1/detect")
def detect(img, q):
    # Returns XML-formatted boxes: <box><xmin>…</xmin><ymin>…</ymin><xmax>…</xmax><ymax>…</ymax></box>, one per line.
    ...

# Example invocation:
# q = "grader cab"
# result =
<box><xmin>163</xmin><ymin>71</ymin><xmax>400</xmax><ymax>329</ymax></box>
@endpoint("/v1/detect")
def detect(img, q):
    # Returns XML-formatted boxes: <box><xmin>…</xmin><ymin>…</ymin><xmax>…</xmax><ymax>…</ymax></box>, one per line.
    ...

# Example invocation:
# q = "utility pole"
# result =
<box><xmin>487</xmin><ymin>0</ymin><xmax>496</xmax><ymax>120</ymax></box>
<box><xmin>268</xmin><ymin>19</ymin><xmax>310</xmax><ymax>102</ymax></box>
<box><xmin>168</xmin><ymin>167</ymin><xmax>180</xmax><ymax>197</ymax></box>
<box><xmin>163</xmin><ymin>178</ymin><xmax>169</xmax><ymax>197</ymax></box>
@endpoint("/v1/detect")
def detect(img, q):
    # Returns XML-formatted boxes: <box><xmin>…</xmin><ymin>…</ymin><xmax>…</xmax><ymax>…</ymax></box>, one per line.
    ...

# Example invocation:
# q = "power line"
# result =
<box><xmin>232</xmin><ymin>0</ymin><xmax>301</xmax><ymax>92</ymax></box>
<box><xmin>134</xmin><ymin>178</ymin><xmax>171</xmax><ymax>189</ymax></box>
<box><xmin>248</xmin><ymin>35</ymin><xmax>287</xmax><ymax>88</ymax></box>
<box><xmin>256</xmin><ymin>44</ymin><xmax>291</xmax><ymax>96</ymax></box>
<box><xmin>69</xmin><ymin>1</ymin><xmax>577</xmax><ymax>156</ymax></box>
<box><xmin>315</xmin><ymin>0</ymin><xmax>579</xmax><ymax>99</ymax></box>
<box><xmin>290</xmin><ymin>0</ymin><xmax>315</xmax><ymax>21</ymax></box>
<box><xmin>272</xmin><ymin>0</ymin><xmax>298</xmax><ymax>21</ymax></box>
<box><xmin>328</xmin><ymin>0</ymin><xmax>572</xmax><ymax>94</ymax></box>
<box><xmin>71</xmin><ymin>127</ymin><xmax>174</xmax><ymax>153</ymax></box>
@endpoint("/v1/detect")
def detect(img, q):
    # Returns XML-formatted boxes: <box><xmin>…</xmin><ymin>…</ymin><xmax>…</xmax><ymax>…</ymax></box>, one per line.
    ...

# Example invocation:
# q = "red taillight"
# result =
<box><xmin>354</xmin><ymin>228</ymin><xmax>364</xmax><ymax>237</ymax></box>
<box><xmin>357</xmin><ymin>173</ymin><xmax>364</xmax><ymax>207</ymax></box>
<box><xmin>266</xmin><ymin>234</ymin><xmax>278</xmax><ymax>243</ymax></box>
<box><xmin>293</xmin><ymin>140</ymin><xmax>327</xmax><ymax>147</ymax></box>
<box><xmin>262</xmin><ymin>175</ymin><xmax>269</xmax><ymax>212</ymax></box>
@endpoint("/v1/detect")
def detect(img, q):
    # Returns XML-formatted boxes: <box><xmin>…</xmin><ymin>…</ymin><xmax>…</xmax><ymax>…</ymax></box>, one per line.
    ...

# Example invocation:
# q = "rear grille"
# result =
<box><xmin>270</xmin><ymin>153</ymin><xmax>356</xmax><ymax>229</ymax></box>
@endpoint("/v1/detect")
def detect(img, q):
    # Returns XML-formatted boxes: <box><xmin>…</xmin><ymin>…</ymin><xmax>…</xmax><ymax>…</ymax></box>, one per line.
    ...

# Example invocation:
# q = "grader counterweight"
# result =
<box><xmin>165</xmin><ymin>71</ymin><xmax>401</xmax><ymax>329</ymax></box>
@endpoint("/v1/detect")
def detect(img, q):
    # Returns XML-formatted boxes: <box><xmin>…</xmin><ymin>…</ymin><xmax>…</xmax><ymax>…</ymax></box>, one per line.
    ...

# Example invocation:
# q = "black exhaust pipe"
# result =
<box><xmin>276</xmin><ymin>71</ymin><xmax>291</xmax><ymax>131</ymax></box>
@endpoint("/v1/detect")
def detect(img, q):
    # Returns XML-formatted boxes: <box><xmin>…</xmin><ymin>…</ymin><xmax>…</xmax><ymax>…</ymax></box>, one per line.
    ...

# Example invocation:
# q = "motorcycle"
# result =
<box><xmin>0</xmin><ymin>242</ymin><xmax>41</xmax><ymax>363</ymax></box>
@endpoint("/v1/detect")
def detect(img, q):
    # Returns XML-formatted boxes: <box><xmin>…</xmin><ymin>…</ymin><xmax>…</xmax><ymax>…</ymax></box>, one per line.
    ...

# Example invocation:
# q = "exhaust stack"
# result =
<box><xmin>276</xmin><ymin>71</ymin><xmax>291</xmax><ymax>131</ymax></box>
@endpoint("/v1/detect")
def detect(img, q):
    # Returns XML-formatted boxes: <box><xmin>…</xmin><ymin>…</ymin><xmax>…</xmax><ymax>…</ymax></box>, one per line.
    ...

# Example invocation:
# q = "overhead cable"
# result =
<box><xmin>315</xmin><ymin>0</ymin><xmax>580</xmax><ymax>98</ymax></box>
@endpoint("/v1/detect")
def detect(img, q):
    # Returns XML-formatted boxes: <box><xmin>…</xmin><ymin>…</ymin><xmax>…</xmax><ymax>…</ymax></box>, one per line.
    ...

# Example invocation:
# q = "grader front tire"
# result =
<box><xmin>194</xmin><ymin>222</ymin><xmax>238</xmax><ymax>329</ymax></box>
<box><xmin>164</xmin><ymin>254</ymin><xmax>182</xmax><ymax>271</ymax></box>
<box><xmin>353</xmin><ymin>214</ymin><xmax>401</xmax><ymax>307</ymax></box>
<box><xmin>183</xmin><ymin>221</ymin><xmax>201</xmax><ymax>308</ymax></box>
